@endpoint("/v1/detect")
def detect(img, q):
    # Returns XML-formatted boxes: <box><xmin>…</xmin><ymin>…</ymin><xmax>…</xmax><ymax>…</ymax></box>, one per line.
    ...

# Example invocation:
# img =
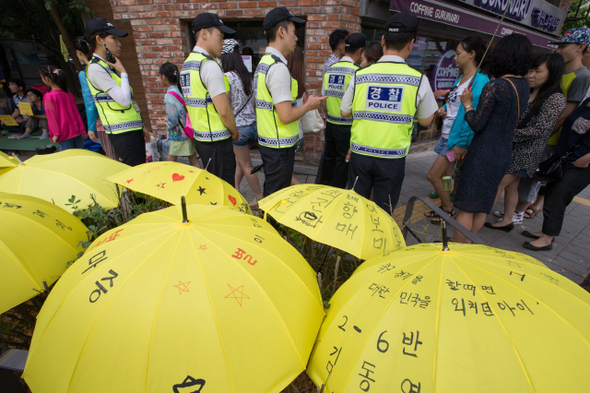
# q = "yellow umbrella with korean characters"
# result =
<box><xmin>258</xmin><ymin>184</ymin><xmax>405</xmax><ymax>260</ymax></box>
<box><xmin>307</xmin><ymin>242</ymin><xmax>590</xmax><ymax>393</ymax></box>
<box><xmin>23</xmin><ymin>202</ymin><xmax>324</xmax><ymax>393</ymax></box>
<box><xmin>0</xmin><ymin>149</ymin><xmax>128</xmax><ymax>210</ymax></box>
<box><xmin>0</xmin><ymin>192</ymin><xmax>88</xmax><ymax>314</ymax></box>
<box><xmin>106</xmin><ymin>161</ymin><xmax>252</xmax><ymax>214</ymax></box>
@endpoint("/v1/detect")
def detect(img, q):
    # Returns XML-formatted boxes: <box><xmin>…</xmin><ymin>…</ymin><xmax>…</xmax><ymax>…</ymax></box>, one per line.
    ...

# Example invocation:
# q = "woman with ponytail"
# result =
<box><xmin>40</xmin><ymin>65</ymin><xmax>86</xmax><ymax>150</ymax></box>
<box><xmin>156</xmin><ymin>62</ymin><xmax>200</xmax><ymax>166</ymax></box>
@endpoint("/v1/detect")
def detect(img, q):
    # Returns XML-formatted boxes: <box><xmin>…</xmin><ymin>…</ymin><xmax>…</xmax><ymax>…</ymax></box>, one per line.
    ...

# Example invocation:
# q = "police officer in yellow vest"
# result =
<box><xmin>340</xmin><ymin>13</ymin><xmax>438</xmax><ymax>213</ymax></box>
<box><xmin>85</xmin><ymin>18</ymin><xmax>146</xmax><ymax>166</ymax></box>
<box><xmin>181</xmin><ymin>13</ymin><xmax>240</xmax><ymax>186</ymax></box>
<box><xmin>316</xmin><ymin>33</ymin><xmax>366</xmax><ymax>188</ymax></box>
<box><xmin>256</xmin><ymin>7</ymin><xmax>326</xmax><ymax>196</ymax></box>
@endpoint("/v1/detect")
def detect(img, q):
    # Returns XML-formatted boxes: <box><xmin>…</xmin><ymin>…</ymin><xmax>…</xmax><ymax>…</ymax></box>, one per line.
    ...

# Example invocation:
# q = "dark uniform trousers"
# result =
<box><xmin>316</xmin><ymin>122</ymin><xmax>351</xmax><ymax>188</ymax></box>
<box><xmin>194</xmin><ymin>138</ymin><xmax>236</xmax><ymax>187</ymax></box>
<box><xmin>259</xmin><ymin>144</ymin><xmax>296</xmax><ymax>197</ymax></box>
<box><xmin>347</xmin><ymin>152</ymin><xmax>406</xmax><ymax>214</ymax></box>
<box><xmin>108</xmin><ymin>130</ymin><xmax>146</xmax><ymax>167</ymax></box>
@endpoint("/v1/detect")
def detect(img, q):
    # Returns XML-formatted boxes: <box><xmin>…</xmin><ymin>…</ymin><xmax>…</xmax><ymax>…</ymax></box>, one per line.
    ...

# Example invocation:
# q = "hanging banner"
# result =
<box><xmin>432</xmin><ymin>50</ymin><xmax>459</xmax><ymax>92</ymax></box>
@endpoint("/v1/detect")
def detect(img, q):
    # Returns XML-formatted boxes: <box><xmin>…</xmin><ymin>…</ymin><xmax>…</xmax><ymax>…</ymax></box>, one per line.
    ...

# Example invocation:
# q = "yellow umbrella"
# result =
<box><xmin>307</xmin><ymin>242</ymin><xmax>590</xmax><ymax>392</ymax></box>
<box><xmin>106</xmin><ymin>161</ymin><xmax>252</xmax><ymax>214</ymax></box>
<box><xmin>258</xmin><ymin>184</ymin><xmax>405</xmax><ymax>260</ymax></box>
<box><xmin>0</xmin><ymin>151</ymin><xmax>17</xmax><ymax>169</ymax></box>
<box><xmin>0</xmin><ymin>192</ymin><xmax>88</xmax><ymax>314</ymax></box>
<box><xmin>24</xmin><ymin>204</ymin><xmax>324</xmax><ymax>393</ymax></box>
<box><xmin>0</xmin><ymin>149</ymin><xmax>128</xmax><ymax>210</ymax></box>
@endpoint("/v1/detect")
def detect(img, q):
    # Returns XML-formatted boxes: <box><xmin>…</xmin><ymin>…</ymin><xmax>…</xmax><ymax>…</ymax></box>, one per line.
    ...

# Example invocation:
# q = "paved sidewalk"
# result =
<box><xmin>240</xmin><ymin>149</ymin><xmax>590</xmax><ymax>284</ymax></box>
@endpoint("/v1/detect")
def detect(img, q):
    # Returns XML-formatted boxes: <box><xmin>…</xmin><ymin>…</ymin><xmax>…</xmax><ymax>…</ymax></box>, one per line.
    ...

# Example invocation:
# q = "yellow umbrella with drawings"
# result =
<box><xmin>0</xmin><ymin>192</ymin><xmax>88</xmax><ymax>315</ymax></box>
<box><xmin>307</xmin><ymin>242</ymin><xmax>590</xmax><ymax>392</ymax></box>
<box><xmin>23</xmin><ymin>202</ymin><xmax>324</xmax><ymax>393</ymax></box>
<box><xmin>258</xmin><ymin>184</ymin><xmax>405</xmax><ymax>260</ymax></box>
<box><xmin>106</xmin><ymin>161</ymin><xmax>252</xmax><ymax>214</ymax></box>
<box><xmin>0</xmin><ymin>149</ymin><xmax>128</xmax><ymax>210</ymax></box>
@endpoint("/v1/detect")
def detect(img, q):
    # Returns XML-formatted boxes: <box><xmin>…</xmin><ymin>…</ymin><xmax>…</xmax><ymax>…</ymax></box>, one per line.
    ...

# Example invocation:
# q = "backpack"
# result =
<box><xmin>168</xmin><ymin>91</ymin><xmax>194</xmax><ymax>139</ymax></box>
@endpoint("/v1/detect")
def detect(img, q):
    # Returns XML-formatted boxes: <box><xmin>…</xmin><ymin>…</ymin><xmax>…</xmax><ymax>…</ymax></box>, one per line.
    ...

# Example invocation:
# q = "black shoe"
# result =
<box><xmin>484</xmin><ymin>221</ymin><xmax>514</xmax><ymax>232</ymax></box>
<box><xmin>523</xmin><ymin>241</ymin><xmax>553</xmax><ymax>251</ymax></box>
<box><xmin>521</xmin><ymin>231</ymin><xmax>555</xmax><ymax>242</ymax></box>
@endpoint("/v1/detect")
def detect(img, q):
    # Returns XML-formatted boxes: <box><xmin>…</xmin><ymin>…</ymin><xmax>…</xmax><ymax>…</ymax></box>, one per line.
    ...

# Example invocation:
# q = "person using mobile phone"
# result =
<box><xmin>84</xmin><ymin>18</ymin><xmax>146</xmax><ymax>166</ymax></box>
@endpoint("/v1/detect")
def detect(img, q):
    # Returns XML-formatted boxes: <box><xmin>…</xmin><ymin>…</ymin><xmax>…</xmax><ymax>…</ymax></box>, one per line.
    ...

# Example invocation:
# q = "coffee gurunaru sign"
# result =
<box><xmin>433</xmin><ymin>50</ymin><xmax>459</xmax><ymax>92</ymax></box>
<box><xmin>410</xmin><ymin>2</ymin><xmax>460</xmax><ymax>23</ymax></box>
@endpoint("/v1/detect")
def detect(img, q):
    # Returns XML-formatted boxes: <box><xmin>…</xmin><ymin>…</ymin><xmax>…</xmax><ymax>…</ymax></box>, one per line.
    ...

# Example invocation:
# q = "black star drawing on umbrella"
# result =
<box><xmin>197</xmin><ymin>186</ymin><xmax>206</xmax><ymax>195</ymax></box>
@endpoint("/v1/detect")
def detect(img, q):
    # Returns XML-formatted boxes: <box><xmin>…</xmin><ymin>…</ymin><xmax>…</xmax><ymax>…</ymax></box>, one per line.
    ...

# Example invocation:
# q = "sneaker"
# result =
<box><xmin>513</xmin><ymin>211</ymin><xmax>524</xmax><ymax>225</ymax></box>
<box><xmin>493</xmin><ymin>210</ymin><xmax>504</xmax><ymax>218</ymax></box>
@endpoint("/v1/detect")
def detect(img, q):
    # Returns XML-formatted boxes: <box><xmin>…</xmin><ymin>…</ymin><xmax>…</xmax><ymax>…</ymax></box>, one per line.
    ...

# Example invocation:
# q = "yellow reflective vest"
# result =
<box><xmin>351</xmin><ymin>62</ymin><xmax>422</xmax><ymax>158</ymax></box>
<box><xmin>324</xmin><ymin>60</ymin><xmax>358</xmax><ymax>125</ymax></box>
<box><xmin>180</xmin><ymin>51</ymin><xmax>230</xmax><ymax>142</ymax></box>
<box><xmin>255</xmin><ymin>54</ymin><xmax>299</xmax><ymax>149</ymax></box>
<box><xmin>86</xmin><ymin>56</ymin><xmax>143</xmax><ymax>135</ymax></box>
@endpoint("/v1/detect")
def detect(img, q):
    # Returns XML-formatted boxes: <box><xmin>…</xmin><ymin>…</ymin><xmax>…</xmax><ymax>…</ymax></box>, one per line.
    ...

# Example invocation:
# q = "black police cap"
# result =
<box><xmin>262</xmin><ymin>7</ymin><xmax>305</xmax><ymax>34</ymax></box>
<box><xmin>192</xmin><ymin>13</ymin><xmax>236</xmax><ymax>35</ymax></box>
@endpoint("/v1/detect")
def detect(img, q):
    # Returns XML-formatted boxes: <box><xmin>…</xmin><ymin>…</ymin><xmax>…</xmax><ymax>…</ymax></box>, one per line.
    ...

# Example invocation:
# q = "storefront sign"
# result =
<box><xmin>461</xmin><ymin>0</ymin><xmax>564</xmax><ymax>33</ymax></box>
<box><xmin>432</xmin><ymin>50</ymin><xmax>459</xmax><ymax>92</ymax></box>
<box><xmin>390</xmin><ymin>0</ymin><xmax>558</xmax><ymax>49</ymax></box>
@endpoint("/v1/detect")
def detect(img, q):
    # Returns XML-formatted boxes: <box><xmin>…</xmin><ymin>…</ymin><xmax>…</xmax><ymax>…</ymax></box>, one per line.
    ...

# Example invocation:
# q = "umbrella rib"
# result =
<box><xmin>144</xmin><ymin>228</ymin><xmax>186</xmax><ymax>392</ymax></box>
<box><xmin>64</xmin><ymin>225</ymin><xmax>180</xmax><ymax>393</ymax></box>
<box><xmin>432</xmin><ymin>254</ymin><xmax>445</xmax><ymax>390</ymax></box>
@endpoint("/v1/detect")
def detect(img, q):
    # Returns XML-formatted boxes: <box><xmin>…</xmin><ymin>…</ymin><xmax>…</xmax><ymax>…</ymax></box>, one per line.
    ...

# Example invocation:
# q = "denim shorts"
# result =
<box><xmin>434</xmin><ymin>136</ymin><xmax>449</xmax><ymax>157</ymax></box>
<box><xmin>233</xmin><ymin>123</ymin><xmax>257</xmax><ymax>148</ymax></box>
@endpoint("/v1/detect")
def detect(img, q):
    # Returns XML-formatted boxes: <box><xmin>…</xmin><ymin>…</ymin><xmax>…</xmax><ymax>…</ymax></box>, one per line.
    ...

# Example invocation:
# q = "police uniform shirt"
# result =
<box><xmin>191</xmin><ymin>46</ymin><xmax>228</xmax><ymax>100</ymax></box>
<box><xmin>321</xmin><ymin>55</ymin><xmax>356</xmax><ymax>97</ymax></box>
<box><xmin>262</xmin><ymin>47</ymin><xmax>293</xmax><ymax>105</ymax></box>
<box><xmin>340</xmin><ymin>55</ymin><xmax>438</xmax><ymax>120</ymax></box>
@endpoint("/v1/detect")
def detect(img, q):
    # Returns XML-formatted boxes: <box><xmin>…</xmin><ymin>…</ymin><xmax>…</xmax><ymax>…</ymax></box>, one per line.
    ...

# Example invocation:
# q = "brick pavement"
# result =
<box><xmin>239</xmin><ymin>148</ymin><xmax>590</xmax><ymax>284</ymax></box>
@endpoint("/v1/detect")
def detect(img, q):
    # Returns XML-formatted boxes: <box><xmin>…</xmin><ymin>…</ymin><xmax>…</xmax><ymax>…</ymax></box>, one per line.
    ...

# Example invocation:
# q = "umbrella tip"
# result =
<box><xmin>181</xmin><ymin>196</ymin><xmax>189</xmax><ymax>224</ymax></box>
<box><xmin>441</xmin><ymin>221</ymin><xmax>450</xmax><ymax>252</ymax></box>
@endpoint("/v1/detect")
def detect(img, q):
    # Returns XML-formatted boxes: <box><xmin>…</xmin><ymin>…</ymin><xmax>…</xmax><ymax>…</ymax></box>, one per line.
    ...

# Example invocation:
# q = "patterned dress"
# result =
<box><xmin>454</xmin><ymin>77</ymin><xmax>530</xmax><ymax>214</ymax></box>
<box><xmin>508</xmin><ymin>92</ymin><xmax>566</xmax><ymax>177</ymax></box>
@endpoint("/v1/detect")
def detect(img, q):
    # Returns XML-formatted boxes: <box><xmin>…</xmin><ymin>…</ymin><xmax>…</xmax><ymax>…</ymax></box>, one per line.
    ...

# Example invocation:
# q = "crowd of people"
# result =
<box><xmin>1</xmin><ymin>8</ymin><xmax>589</xmax><ymax>252</ymax></box>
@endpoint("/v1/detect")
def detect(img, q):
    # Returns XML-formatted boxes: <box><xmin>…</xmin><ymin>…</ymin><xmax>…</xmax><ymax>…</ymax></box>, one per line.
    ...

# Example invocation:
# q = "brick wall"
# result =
<box><xmin>86</xmin><ymin>0</ymin><xmax>361</xmax><ymax>164</ymax></box>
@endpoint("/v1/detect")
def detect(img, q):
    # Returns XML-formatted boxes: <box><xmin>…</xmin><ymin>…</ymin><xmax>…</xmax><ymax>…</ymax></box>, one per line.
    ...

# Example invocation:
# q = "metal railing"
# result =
<box><xmin>401</xmin><ymin>196</ymin><xmax>484</xmax><ymax>245</ymax></box>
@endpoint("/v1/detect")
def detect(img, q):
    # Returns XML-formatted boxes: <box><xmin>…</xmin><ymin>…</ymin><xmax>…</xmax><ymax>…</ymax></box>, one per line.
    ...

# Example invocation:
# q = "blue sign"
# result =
<box><xmin>365</xmin><ymin>86</ymin><xmax>404</xmax><ymax>112</ymax></box>
<box><xmin>328</xmin><ymin>74</ymin><xmax>346</xmax><ymax>91</ymax></box>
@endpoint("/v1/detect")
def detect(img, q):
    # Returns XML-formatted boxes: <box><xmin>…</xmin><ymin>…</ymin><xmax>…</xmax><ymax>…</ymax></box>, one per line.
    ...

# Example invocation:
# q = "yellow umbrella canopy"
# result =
<box><xmin>307</xmin><ymin>243</ymin><xmax>590</xmax><ymax>392</ymax></box>
<box><xmin>258</xmin><ymin>184</ymin><xmax>405</xmax><ymax>260</ymax></box>
<box><xmin>106</xmin><ymin>161</ymin><xmax>252</xmax><ymax>214</ymax></box>
<box><xmin>0</xmin><ymin>192</ymin><xmax>88</xmax><ymax>314</ymax></box>
<box><xmin>0</xmin><ymin>150</ymin><xmax>17</xmax><ymax>168</ymax></box>
<box><xmin>24</xmin><ymin>205</ymin><xmax>324</xmax><ymax>393</ymax></box>
<box><xmin>0</xmin><ymin>149</ymin><xmax>128</xmax><ymax>210</ymax></box>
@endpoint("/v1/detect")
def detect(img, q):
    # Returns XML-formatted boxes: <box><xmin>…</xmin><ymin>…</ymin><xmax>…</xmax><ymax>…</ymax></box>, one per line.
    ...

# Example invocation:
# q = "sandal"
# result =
<box><xmin>431</xmin><ymin>209</ymin><xmax>457</xmax><ymax>223</ymax></box>
<box><xmin>524</xmin><ymin>208</ymin><xmax>540</xmax><ymax>219</ymax></box>
<box><xmin>424</xmin><ymin>206</ymin><xmax>443</xmax><ymax>218</ymax></box>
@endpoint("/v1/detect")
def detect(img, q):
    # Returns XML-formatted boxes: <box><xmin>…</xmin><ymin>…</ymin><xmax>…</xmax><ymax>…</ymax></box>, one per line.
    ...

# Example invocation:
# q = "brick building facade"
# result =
<box><xmin>85</xmin><ymin>0</ymin><xmax>362</xmax><ymax>164</ymax></box>
<box><xmin>84</xmin><ymin>0</ymin><xmax>567</xmax><ymax>165</ymax></box>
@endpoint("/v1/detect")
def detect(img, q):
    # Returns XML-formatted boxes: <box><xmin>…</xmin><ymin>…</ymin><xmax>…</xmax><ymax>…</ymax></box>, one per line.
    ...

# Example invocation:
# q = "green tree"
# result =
<box><xmin>562</xmin><ymin>0</ymin><xmax>590</xmax><ymax>33</ymax></box>
<box><xmin>0</xmin><ymin>0</ymin><xmax>92</xmax><ymax>94</ymax></box>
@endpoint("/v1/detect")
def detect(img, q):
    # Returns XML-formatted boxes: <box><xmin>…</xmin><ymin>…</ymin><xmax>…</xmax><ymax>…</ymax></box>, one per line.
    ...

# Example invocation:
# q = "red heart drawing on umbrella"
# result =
<box><xmin>172</xmin><ymin>173</ymin><xmax>185</xmax><ymax>182</ymax></box>
<box><xmin>228</xmin><ymin>195</ymin><xmax>237</xmax><ymax>206</ymax></box>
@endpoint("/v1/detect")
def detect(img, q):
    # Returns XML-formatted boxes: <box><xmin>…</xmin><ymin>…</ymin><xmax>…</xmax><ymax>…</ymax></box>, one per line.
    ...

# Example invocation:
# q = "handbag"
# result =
<box><xmin>168</xmin><ymin>91</ymin><xmax>194</xmax><ymax>139</ymax></box>
<box><xmin>534</xmin><ymin>131</ymin><xmax>590</xmax><ymax>182</ymax></box>
<box><xmin>299</xmin><ymin>109</ymin><xmax>324</xmax><ymax>134</ymax></box>
<box><xmin>299</xmin><ymin>93</ymin><xmax>324</xmax><ymax>134</ymax></box>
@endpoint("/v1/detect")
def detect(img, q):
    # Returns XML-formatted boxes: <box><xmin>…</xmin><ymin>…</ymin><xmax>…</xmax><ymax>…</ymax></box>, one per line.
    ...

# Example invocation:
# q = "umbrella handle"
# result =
<box><xmin>441</xmin><ymin>221</ymin><xmax>450</xmax><ymax>251</ymax></box>
<box><xmin>181</xmin><ymin>196</ymin><xmax>189</xmax><ymax>223</ymax></box>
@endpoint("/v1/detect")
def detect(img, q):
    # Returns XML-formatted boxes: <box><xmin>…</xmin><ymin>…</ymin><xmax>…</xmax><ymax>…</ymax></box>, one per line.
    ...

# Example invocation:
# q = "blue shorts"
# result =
<box><xmin>434</xmin><ymin>136</ymin><xmax>449</xmax><ymax>157</ymax></box>
<box><xmin>233</xmin><ymin>123</ymin><xmax>257</xmax><ymax>148</ymax></box>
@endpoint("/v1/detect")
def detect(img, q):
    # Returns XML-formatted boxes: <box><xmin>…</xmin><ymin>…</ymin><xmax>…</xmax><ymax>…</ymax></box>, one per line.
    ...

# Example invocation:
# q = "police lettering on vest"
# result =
<box><xmin>180</xmin><ymin>51</ymin><xmax>231</xmax><ymax>142</ymax></box>
<box><xmin>350</xmin><ymin>62</ymin><xmax>422</xmax><ymax>158</ymax></box>
<box><xmin>324</xmin><ymin>60</ymin><xmax>358</xmax><ymax>125</ymax></box>
<box><xmin>86</xmin><ymin>56</ymin><xmax>143</xmax><ymax>135</ymax></box>
<box><xmin>255</xmin><ymin>54</ymin><xmax>300</xmax><ymax>149</ymax></box>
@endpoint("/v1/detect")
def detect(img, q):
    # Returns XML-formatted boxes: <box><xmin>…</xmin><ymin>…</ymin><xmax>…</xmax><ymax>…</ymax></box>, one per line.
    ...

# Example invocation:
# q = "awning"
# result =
<box><xmin>390</xmin><ymin>0</ymin><xmax>559</xmax><ymax>49</ymax></box>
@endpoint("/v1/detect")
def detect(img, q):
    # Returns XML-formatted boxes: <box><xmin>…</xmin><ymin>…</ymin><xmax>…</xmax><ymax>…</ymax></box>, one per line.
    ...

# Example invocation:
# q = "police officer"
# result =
<box><xmin>316</xmin><ymin>32</ymin><xmax>366</xmax><ymax>188</ymax></box>
<box><xmin>181</xmin><ymin>13</ymin><xmax>239</xmax><ymax>186</ymax></box>
<box><xmin>255</xmin><ymin>6</ymin><xmax>326</xmax><ymax>196</ymax></box>
<box><xmin>340</xmin><ymin>13</ymin><xmax>437</xmax><ymax>213</ymax></box>
<box><xmin>85</xmin><ymin>18</ymin><xmax>146</xmax><ymax>166</ymax></box>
